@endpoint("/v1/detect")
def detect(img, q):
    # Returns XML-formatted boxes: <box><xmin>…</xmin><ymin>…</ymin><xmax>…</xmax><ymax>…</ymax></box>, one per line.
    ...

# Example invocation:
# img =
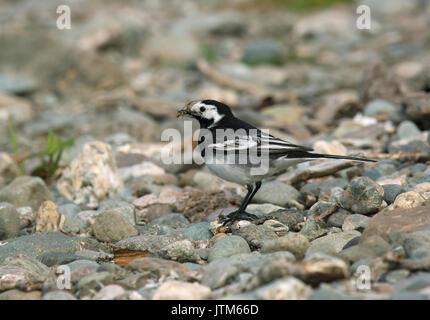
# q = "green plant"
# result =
<box><xmin>31</xmin><ymin>130</ymin><xmax>74</xmax><ymax>179</ymax></box>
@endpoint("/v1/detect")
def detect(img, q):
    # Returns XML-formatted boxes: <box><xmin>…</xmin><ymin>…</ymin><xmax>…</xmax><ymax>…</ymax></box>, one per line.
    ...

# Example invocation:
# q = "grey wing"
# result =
<box><xmin>206</xmin><ymin>130</ymin><xmax>313</xmax><ymax>158</ymax></box>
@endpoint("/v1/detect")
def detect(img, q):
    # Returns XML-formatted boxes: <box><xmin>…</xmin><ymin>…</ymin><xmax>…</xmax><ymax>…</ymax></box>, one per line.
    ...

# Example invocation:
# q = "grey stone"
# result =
<box><xmin>208</xmin><ymin>235</ymin><xmax>251</xmax><ymax>262</ymax></box>
<box><xmin>253</xmin><ymin>181</ymin><xmax>301</xmax><ymax>206</ymax></box>
<box><xmin>0</xmin><ymin>232</ymin><xmax>84</xmax><ymax>262</ymax></box>
<box><xmin>382</xmin><ymin>184</ymin><xmax>404</xmax><ymax>204</ymax></box>
<box><xmin>0</xmin><ymin>290</ymin><xmax>41</xmax><ymax>300</ymax></box>
<box><xmin>0</xmin><ymin>256</ymin><xmax>51</xmax><ymax>291</ymax></box>
<box><xmin>252</xmin><ymin>277</ymin><xmax>312</xmax><ymax>300</ymax></box>
<box><xmin>300</xmin><ymin>220</ymin><xmax>329</xmax><ymax>241</ymax></box>
<box><xmin>394</xmin><ymin>272</ymin><xmax>430</xmax><ymax>292</ymax></box>
<box><xmin>92</xmin><ymin>210</ymin><xmax>138</xmax><ymax>243</ymax></box>
<box><xmin>233</xmin><ymin>224</ymin><xmax>278</xmax><ymax>248</ymax></box>
<box><xmin>301</xmin><ymin>178</ymin><xmax>348</xmax><ymax>198</ymax></box>
<box><xmin>0</xmin><ymin>73</ymin><xmax>37</xmax><ymax>94</ymax></box>
<box><xmin>182</xmin><ymin>262</ymin><xmax>203</xmax><ymax>271</ymax></box>
<box><xmin>327</xmin><ymin>209</ymin><xmax>350</xmax><ymax>228</ymax></box>
<box><xmin>0</xmin><ymin>202</ymin><xmax>20</xmax><ymax>240</ymax></box>
<box><xmin>147</xmin><ymin>213</ymin><xmax>190</xmax><ymax>229</ymax></box>
<box><xmin>247</xmin><ymin>203</ymin><xmax>285</xmax><ymax>216</ymax></box>
<box><xmin>58</xmin><ymin>203</ymin><xmax>87</xmax><ymax>234</ymax></box>
<box><xmin>339</xmin><ymin>177</ymin><xmax>384</xmax><ymax>215</ymax></box>
<box><xmin>261</xmin><ymin>233</ymin><xmax>310</xmax><ymax>259</ymax></box>
<box><xmin>38</xmin><ymin>252</ymin><xmax>87</xmax><ymax>267</ymax></box>
<box><xmin>201</xmin><ymin>252</ymin><xmax>295</xmax><ymax>289</ymax></box>
<box><xmin>183</xmin><ymin>222</ymin><xmax>213</xmax><ymax>241</ymax></box>
<box><xmin>267</xmin><ymin>210</ymin><xmax>305</xmax><ymax>230</ymax></box>
<box><xmin>402</xmin><ymin>230</ymin><xmax>430</xmax><ymax>257</ymax></box>
<box><xmin>362</xmin><ymin>168</ymin><xmax>383</xmax><ymax>181</ymax></box>
<box><xmin>0</xmin><ymin>176</ymin><xmax>53</xmax><ymax>212</ymax></box>
<box><xmin>306</xmin><ymin>230</ymin><xmax>361</xmax><ymax>256</ymax></box>
<box><xmin>98</xmin><ymin>199</ymin><xmax>136</xmax><ymax>226</ymax></box>
<box><xmin>42</xmin><ymin>291</ymin><xmax>77</xmax><ymax>300</ymax></box>
<box><xmin>383</xmin><ymin>270</ymin><xmax>410</xmax><ymax>284</ymax></box>
<box><xmin>114</xmin><ymin>234</ymin><xmax>184</xmax><ymax>255</ymax></box>
<box><xmin>363</xmin><ymin>99</ymin><xmax>402</xmax><ymax>123</ymax></box>
<box><xmin>158</xmin><ymin>239</ymin><xmax>200</xmax><ymax>263</ymax></box>
<box><xmin>397</xmin><ymin>120</ymin><xmax>421</xmax><ymax>139</ymax></box>
<box><xmin>342</xmin><ymin>214</ymin><xmax>370</xmax><ymax>232</ymax></box>
<box><xmin>340</xmin><ymin>236</ymin><xmax>390</xmax><ymax>264</ymax></box>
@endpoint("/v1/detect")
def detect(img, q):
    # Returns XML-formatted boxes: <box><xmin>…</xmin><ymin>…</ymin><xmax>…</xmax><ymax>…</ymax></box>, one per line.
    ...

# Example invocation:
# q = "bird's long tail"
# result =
<box><xmin>282</xmin><ymin>151</ymin><xmax>376</xmax><ymax>163</ymax></box>
<box><xmin>304</xmin><ymin>153</ymin><xmax>376</xmax><ymax>162</ymax></box>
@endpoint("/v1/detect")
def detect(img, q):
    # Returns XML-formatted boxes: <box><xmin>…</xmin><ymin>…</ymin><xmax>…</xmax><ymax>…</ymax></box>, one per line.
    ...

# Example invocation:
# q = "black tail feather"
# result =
<box><xmin>283</xmin><ymin>151</ymin><xmax>376</xmax><ymax>163</ymax></box>
<box><xmin>304</xmin><ymin>153</ymin><xmax>376</xmax><ymax>163</ymax></box>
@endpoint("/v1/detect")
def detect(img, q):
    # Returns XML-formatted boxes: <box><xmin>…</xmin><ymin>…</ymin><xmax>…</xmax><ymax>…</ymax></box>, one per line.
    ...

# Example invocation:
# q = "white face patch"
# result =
<box><xmin>190</xmin><ymin>101</ymin><xmax>224</xmax><ymax>127</ymax></box>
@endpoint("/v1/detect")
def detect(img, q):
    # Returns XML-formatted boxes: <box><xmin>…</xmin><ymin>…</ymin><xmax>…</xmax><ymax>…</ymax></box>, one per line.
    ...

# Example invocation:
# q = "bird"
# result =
<box><xmin>177</xmin><ymin>99</ymin><xmax>376</xmax><ymax>225</ymax></box>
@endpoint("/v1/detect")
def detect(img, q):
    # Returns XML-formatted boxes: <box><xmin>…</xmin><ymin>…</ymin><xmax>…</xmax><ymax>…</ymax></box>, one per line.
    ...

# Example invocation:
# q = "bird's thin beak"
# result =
<box><xmin>177</xmin><ymin>104</ymin><xmax>192</xmax><ymax>118</ymax></box>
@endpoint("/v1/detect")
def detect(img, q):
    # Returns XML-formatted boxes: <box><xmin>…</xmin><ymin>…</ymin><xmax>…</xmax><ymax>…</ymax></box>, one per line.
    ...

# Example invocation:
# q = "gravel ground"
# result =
<box><xmin>1</xmin><ymin>0</ymin><xmax>430</xmax><ymax>300</ymax></box>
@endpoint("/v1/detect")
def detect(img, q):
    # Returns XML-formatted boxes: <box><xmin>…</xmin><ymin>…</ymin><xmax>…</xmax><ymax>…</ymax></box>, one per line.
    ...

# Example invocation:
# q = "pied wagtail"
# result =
<box><xmin>177</xmin><ymin>99</ymin><xmax>376</xmax><ymax>224</ymax></box>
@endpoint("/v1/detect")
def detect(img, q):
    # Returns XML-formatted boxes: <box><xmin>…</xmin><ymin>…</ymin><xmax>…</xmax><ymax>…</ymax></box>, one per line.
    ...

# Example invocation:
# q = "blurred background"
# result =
<box><xmin>1</xmin><ymin>0</ymin><xmax>430</xmax><ymax>180</ymax></box>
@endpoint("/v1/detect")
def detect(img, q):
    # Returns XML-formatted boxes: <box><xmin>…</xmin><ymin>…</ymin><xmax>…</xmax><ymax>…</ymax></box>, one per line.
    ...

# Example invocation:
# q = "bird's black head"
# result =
<box><xmin>177</xmin><ymin>99</ymin><xmax>234</xmax><ymax>128</ymax></box>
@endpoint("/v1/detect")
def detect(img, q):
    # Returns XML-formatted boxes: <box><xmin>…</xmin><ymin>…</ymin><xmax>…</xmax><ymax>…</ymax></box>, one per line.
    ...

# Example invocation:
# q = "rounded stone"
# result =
<box><xmin>183</xmin><ymin>222</ymin><xmax>213</xmax><ymax>241</ymax></box>
<box><xmin>208</xmin><ymin>235</ymin><xmax>251</xmax><ymax>262</ymax></box>
<box><xmin>0</xmin><ymin>176</ymin><xmax>53</xmax><ymax>212</ymax></box>
<box><xmin>0</xmin><ymin>202</ymin><xmax>20</xmax><ymax>240</ymax></box>
<box><xmin>92</xmin><ymin>210</ymin><xmax>138</xmax><ymax>243</ymax></box>
<box><xmin>339</xmin><ymin>177</ymin><xmax>384</xmax><ymax>215</ymax></box>
<box><xmin>382</xmin><ymin>184</ymin><xmax>404</xmax><ymax>204</ymax></box>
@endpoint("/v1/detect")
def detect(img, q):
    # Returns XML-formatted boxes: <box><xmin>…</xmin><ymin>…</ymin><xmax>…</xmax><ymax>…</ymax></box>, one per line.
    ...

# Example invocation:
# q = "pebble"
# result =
<box><xmin>94</xmin><ymin>284</ymin><xmax>126</xmax><ymax>300</ymax></box>
<box><xmin>0</xmin><ymin>290</ymin><xmax>41</xmax><ymax>300</ymax></box>
<box><xmin>306</xmin><ymin>230</ymin><xmax>361</xmax><ymax>256</ymax></box>
<box><xmin>153</xmin><ymin>280</ymin><xmax>211</xmax><ymax>300</ymax></box>
<box><xmin>57</xmin><ymin>141</ymin><xmax>123</xmax><ymax>209</ymax></box>
<box><xmin>397</xmin><ymin>120</ymin><xmax>422</xmax><ymax>139</ymax></box>
<box><xmin>98</xmin><ymin>200</ymin><xmax>136</xmax><ymax>226</ymax></box>
<box><xmin>261</xmin><ymin>233</ymin><xmax>310</xmax><ymax>259</ymax></box>
<box><xmin>0</xmin><ymin>176</ymin><xmax>53</xmax><ymax>212</ymax></box>
<box><xmin>363</xmin><ymin>99</ymin><xmax>402</xmax><ymax>123</ymax></box>
<box><xmin>0</xmin><ymin>202</ymin><xmax>20</xmax><ymax>240</ymax></box>
<box><xmin>42</xmin><ymin>291</ymin><xmax>77</xmax><ymax>300</ymax></box>
<box><xmin>339</xmin><ymin>177</ymin><xmax>384</xmax><ymax>215</ymax></box>
<box><xmin>253</xmin><ymin>181</ymin><xmax>301</xmax><ymax>206</ymax></box>
<box><xmin>38</xmin><ymin>252</ymin><xmax>87</xmax><ymax>267</ymax></box>
<box><xmin>208</xmin><ymin>235</ymin><xmax>251</xmax><ymax>262</ymax></box>
<box><xmin>159</xmin><ymin>239</ymin><xmax>201</xmax><ymax>263</ymax></box>
<box><xmin>382</xmin><ymin>184</ymin><xmax>404</xmax><ymax>204</ymax></box>
<box><xmin>299</xmin><ymin>220</ymin><xmax>329</xmax><ymax>241</ymax></box>
<box><xmin>392</xmin><ymin>191</ymin><xmax>426</xmax><ymax>209</ymax></box>
<box><xmin>233</xmin><ymin>224</ymin><xmax>278</xmax><ymax>248</ymax></box>
<box><xmin>183</xmin><ymin>222</ymin><xmax>213</xmax><ymax>241</ymax></box>
<box><xmin>253</xmin><ymin>276</ymin><xmax>312</xmax><ymax>300</ymax></box>
<box><xmin>301</xmin><ymin>178</ymin><xmax>348</xmax><ymax>199</ymax></box>
<box><xmin>342</xmin><ymin>214</ymin><xmax>370</xmax><ymax>232</ymax></box>
<box><xmin>92</xmin><ymin>209</ymin><xmax>138</xmax><ymax>243</ymax></box>
<box><xmin>327</xmin><ymin>209</ymin><xmax>350</xmax><ymax>228</ymax></box>
<box><xmin>35</xmin><ymin>200</ymin><xmax>61</xmax><ymax>233</ymax></box>
<box><xmin>147</xmin><ymin>213</ymin><xmax>190</xmax><ymax>229</ymax></box>
<box><xmin>0</xmin><ymin>232</ymin><xmax>85</xmax><ymax>261</ymax></box>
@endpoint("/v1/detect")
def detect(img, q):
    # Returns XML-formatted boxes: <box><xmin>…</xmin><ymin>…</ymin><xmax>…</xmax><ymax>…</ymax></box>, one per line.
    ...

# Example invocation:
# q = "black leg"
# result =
<box><xmin>221</xmin><ymin>181</ymin><xmax>262</xmax><ymax>225</ymax></box>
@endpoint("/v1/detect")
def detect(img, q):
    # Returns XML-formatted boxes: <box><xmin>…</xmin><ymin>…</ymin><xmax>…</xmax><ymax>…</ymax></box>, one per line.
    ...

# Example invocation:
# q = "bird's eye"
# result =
<box><xmin>200</xmin><ymin>107</ymin><xmax>206</xmax><ymax>112</ymax></box>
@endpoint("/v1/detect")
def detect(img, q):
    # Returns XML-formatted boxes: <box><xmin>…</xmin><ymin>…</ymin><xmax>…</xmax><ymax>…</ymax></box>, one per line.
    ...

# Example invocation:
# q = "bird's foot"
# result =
<box><xmin>219</xmin><ymin>210</ymin><xmax>259</xmax><ymax>226</ymax></box>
